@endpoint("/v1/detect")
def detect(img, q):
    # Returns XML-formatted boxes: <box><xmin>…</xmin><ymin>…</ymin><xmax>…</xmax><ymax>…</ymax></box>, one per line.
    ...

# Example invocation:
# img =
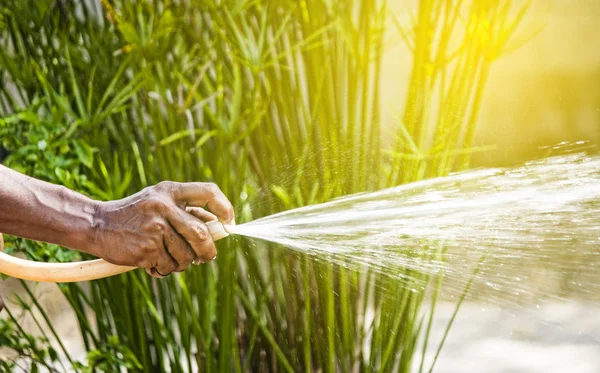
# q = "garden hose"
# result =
<box><xmin>0</xmin><ymin>220</ymin><xmax>229</xmax><ymax>283</ymax></box>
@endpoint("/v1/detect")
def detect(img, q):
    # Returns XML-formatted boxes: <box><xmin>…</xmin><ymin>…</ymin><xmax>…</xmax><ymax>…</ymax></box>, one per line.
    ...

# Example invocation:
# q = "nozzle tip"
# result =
<box><xmin>206</xmin><ymin>220</ymin><xmax>229</xmax><ymax>241</ymax></box>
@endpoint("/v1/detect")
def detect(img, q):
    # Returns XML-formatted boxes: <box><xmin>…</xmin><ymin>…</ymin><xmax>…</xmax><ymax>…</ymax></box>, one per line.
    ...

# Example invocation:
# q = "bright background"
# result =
<box><xmin>383</xmin><ymin>0</ymin><xmax>600</xmax><ymax>166</ymax></box>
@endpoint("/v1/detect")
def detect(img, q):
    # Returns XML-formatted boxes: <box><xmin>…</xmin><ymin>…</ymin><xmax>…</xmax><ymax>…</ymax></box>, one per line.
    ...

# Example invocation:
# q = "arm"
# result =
<box><xmin>0</xmin><ymin>165</ymin><xmax>234</xmax><ymax>277</ymax></box>
<box><xmin>0</xmin><ymin>165</ymin><xmax>100</xmax><ymax>254</ymax></box>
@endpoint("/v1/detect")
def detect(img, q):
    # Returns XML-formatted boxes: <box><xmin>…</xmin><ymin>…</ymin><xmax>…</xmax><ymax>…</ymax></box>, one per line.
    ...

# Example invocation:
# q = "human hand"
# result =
<box><xmin>90</xmin><ymin>181</ymin><xmax>234</xmax><ymax>278</ymax></box>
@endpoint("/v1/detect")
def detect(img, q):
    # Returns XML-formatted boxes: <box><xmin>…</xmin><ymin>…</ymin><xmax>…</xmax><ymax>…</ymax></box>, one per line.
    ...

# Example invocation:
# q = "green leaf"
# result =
<box><xmin>73</xmin><ymin>140</ymin><xmax>96</xmax><ymax>169</ymax></box>
<box><xmin>194</xmin><ymin>129</ymin><xmax>219</xmax><ymax>148</ymax></box>
<box><xmin>158</xmin><ymin>129</ymin><xmax>203</xmax><ymax>147</ymax></box>
<box><xmin>117</xmin><ymin>22</ymin><xmax>141</xmax><ymax>46</ymax></box>
<box><xmin>48</xmin><ymin>347</ymin><xmax>59</xmax><ymax>362</ymax></box>
<box><xmin>54</xmin><ymin>168</ymin><xmax>68</xmax><ymax>183</ymax></box>
<box><xmin>65</xmin><ymin>45</ymin><xmax>86</xmax><ymax>118</ymax></box>
<box><xmin>271</xmin><ymin>185</ymin><xmax>292</xmax><ymax>209</ymax></box>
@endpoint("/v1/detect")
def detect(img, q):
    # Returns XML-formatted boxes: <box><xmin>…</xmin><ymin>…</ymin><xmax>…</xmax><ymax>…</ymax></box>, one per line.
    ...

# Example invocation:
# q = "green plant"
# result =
<box><xmin>0</xmin><ymin>310</ymin><xmax>61</xmax><ymax>372</ymax></box>
<box><xmin>0</xmin><ymin>0</ymin><xmax>531</xmax><ymax>372</ymax></box>
<box><xmin>0</xmin><ymin>286</ymin><xmax>142</xmax><ymax>372</ymax></box>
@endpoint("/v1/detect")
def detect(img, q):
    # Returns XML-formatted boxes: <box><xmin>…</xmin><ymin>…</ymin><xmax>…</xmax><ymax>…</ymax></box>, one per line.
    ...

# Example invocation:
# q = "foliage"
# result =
<box><xmin>0</xmin><ymin>286</ymin><xmax>140</xmax><ymax>372</ymax></box>
<box><xmin>0</xmin><ymin>315</ymin><xmax>60</xmax><ymax>372</ymax></box>
<box><xmin>0</xmin><ymin>100</ymin><xmax>94</xmax><ymax>263</ymax></box>
<box><xmin>72</xmin><ymin>336</ymin><xmax>143</xmax><ymax>373</ymax></box>
<box><xmin>0</xmin><ymin>0</ymin><xmax>531</xmax><ymax>372</ymax></box>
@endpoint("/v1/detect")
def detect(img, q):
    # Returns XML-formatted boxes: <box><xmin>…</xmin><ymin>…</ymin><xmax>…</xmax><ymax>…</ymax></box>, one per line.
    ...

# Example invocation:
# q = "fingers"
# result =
<box><xmin>186</xmin><ymin>206</ymin><xmax>217</xmax><ymax>222</ymax></box>
<box><xmin>190</xmin><ymin>228</ymin><xmax>217</xmax><ymax>263</ymax></box>
<box><xmin>170</xmin><ymin>182</ymin><xmax>235</xmax><ymax>224</ymax></box>
<box><xmin>153</xmin><ymin>235</ymin><xmax>178</xmax><ymax>276</ymax></box>
<box><xmin>164</xmin><ymin>224</ymin><xmax>197</xmax><ymax>272</ymax></box>
<box><xmin>145</xmin><ymin>219</ymin><xmax>215</xmax><ymax>278</ymax></box>
<box><xmin>165</xmin><ymin>206</ymin><xmax>218</xmax><ymax>263</ymax></box>
<box><xmin>140</xmin><ymin>181</ymin><xmax>230</xmax><ymax>278</ymax></box>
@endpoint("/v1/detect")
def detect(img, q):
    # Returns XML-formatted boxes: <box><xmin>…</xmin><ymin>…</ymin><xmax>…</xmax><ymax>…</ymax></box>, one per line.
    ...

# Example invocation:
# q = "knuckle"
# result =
<box><xmin>196</xmin><ymin>224</ymin><xmax>210</xmax><ymax>241</ymax></box>
<box><xmin>155</xmin><ymin>180</ymin><xmax>176</xmax><ymax>193</ymax></box>
<box><xmin>140</xmin><ymin>185</ymin><xmax>154</xmax><ymax>195</ymax></box>
<box><xmin>147</xmin><ymin>220</ymin><xmax>167</xmax><ymax>235</ymax></box>
<box><xmin>203</xmin><ymin>182</ymin><xmax>220</xmax><ymax>196</ymax></box>
<box><xmin>136</xmin><ymin>243</ymin><xmax>155</xmax><ymax>258</ymax></box>
<box><xmin>145</xmin><ymin>195</ymin><xmax>170</xmax><ymax>212</ymax></box>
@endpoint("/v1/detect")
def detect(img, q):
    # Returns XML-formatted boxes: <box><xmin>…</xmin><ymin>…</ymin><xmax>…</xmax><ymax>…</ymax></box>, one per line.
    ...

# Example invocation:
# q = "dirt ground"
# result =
<box><xmin>421</xmin><ymin>301</ymin><xmax>600</xmax><ymax>373</ymax></box>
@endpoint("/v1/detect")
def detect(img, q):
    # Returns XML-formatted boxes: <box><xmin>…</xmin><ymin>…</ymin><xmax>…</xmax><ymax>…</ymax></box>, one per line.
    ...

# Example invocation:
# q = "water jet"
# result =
<box><xmin>1</xmin><ymin>152</ymin><xmax>599</xmax><ymax>296</ymax></box>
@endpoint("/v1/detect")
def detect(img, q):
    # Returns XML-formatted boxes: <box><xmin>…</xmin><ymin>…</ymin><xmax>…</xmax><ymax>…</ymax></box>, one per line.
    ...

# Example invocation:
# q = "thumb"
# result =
<box><xmin>185</xmin><ymin>206</ymin><xmax>218</xmax><ymax>222</ymax></box>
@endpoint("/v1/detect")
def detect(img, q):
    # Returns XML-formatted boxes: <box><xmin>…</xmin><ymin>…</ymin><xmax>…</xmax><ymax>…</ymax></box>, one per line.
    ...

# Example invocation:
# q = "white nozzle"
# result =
<box><xmin>206</xmin><ymin>220</ymin><xmax>229</xmax><ymax>241</ymax></box>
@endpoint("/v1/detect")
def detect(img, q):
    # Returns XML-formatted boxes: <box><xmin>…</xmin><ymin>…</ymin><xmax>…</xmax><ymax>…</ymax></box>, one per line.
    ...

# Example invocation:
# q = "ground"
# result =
<box><xmin>422</xmin><ymin>301</ymin><xmax>600</xmax><ymax>373</ymax></box>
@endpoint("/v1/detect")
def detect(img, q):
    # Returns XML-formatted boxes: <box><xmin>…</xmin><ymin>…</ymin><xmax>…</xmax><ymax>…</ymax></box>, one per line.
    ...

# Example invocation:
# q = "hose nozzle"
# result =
<box><xmin>206</xmin><ymin>220</ymin><xmax>230</xmax><ymax>241</ymax></box>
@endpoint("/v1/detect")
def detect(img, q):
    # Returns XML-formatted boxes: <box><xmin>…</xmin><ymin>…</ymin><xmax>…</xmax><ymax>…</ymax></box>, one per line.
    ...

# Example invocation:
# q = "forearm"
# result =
<box><xmin>0</xmin><ymin>165</ymin><xmax>99</xmax><ymax>255</ymax></box>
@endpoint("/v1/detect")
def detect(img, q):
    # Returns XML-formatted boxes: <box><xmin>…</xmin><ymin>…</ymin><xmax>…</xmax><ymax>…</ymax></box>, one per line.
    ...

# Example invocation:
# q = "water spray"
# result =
<box><xmin>1</xmin><ymin>153</ymin><xmax>600</xmax><ymax>296</ymax></box>
<box><xmin>0</xmin><ymin>220</ymin><xmax>231</xmax><ymax>283</ymax></box>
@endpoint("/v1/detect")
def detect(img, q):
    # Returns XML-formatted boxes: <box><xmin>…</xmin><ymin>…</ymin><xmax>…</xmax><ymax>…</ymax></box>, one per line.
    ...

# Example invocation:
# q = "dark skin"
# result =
<box><xmin>0</xmin><ymin>165</ymin><xmax>235</xmax><ymax>280</ymax></box>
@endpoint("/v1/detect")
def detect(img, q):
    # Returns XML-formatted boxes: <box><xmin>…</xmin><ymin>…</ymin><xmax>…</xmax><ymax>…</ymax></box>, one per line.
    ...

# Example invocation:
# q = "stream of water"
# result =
<box><xmin>228</xmin><ymin>152</ymin><xmax>600</xmax><ymax>304</ymax></box>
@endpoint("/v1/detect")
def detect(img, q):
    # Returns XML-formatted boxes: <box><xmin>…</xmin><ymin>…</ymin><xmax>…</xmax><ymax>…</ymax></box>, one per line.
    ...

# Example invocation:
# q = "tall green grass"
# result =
<box><xmin>0</xmin><ymin>0</ymin><xmax>530</xmax><ymax>371</ymax></box>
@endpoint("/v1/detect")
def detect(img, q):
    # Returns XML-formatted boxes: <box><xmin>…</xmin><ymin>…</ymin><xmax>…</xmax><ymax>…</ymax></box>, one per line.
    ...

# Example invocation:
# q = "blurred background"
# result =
<box><xmin>383</xmin><ymin>0</ymin><xmax>600</xmax><ymax>167</ymax></box>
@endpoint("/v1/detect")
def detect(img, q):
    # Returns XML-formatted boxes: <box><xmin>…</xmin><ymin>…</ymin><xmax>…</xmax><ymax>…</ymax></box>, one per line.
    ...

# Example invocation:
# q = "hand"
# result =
<box><xmin>91</xmin><ymin>181</ymin><xmax>234</xmax><ymax>278</ymax></box>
